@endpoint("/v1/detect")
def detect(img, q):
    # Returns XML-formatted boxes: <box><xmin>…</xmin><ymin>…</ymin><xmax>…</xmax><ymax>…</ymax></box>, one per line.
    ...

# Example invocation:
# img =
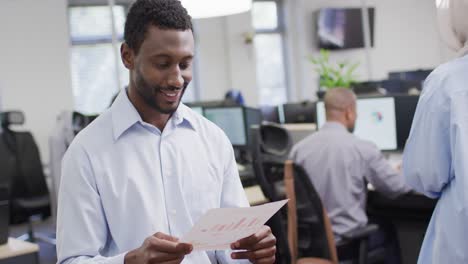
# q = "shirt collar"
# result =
<box><xmin>111</xmin><ymin>90</ymin><xmax>197</xmax><ymax>140</ymax></box>
<box><xmin>171</xmin><ymin>103</ymin><xmax>198</xmax><ymax>132</ymax></box>
<box><xmin>322</xmin><ymin>121</ymin><xmax>349</xmax><ymax>132</ymax></box>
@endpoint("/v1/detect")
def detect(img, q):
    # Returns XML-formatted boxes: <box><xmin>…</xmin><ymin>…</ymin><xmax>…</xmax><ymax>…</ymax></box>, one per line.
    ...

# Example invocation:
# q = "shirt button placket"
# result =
<box><xmin>160</xmin><ymin>134</ymin><xmax>177</xmax><ymax>236</ymax></box>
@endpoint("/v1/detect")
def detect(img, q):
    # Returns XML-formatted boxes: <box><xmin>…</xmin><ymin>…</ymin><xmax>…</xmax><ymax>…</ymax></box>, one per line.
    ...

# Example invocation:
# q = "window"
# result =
<box><xmin>253</xmin><ymin>0</ymin><xmax>289</xmax><ymax>105</ymax></box>
<box><xmin>69</xmin><ymin>5</ymin><xmax>127</xmax><ymax>114</ymax></box>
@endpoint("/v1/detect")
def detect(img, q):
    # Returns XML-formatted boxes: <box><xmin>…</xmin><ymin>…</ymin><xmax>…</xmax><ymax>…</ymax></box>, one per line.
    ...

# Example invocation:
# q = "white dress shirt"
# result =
<box><xmin>49</xmin><ymin>111</ymin><xmax>75</xmax><ymax>222</ymax></box>
<box><xmin>290</xmin><ymin>122</ymin><xmax>410</xmax><ymax>239</ymax></box>
<box><xmin>57</xmin><ymin>90</ymin><xmax>250</xmax><ymax>264</ymax></box>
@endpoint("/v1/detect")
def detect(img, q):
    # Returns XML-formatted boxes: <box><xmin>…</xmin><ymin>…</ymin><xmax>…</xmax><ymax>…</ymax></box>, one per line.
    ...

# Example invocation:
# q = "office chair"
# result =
<box><xmin>0</xmin><ymin>127</ymin><xmax>14</xmax><ymax>246</ymax></box>
<box><xmin>284</xmin><ymin>160</ymin><xmax>386</xmax><ymax>264</ymax></box>
<box><xmin>281</xmin><ymin>101</ymin><xmax>317</xmax><ymax>124</ymax></box>
<box><xmin>250</xmin><ymin>123</ymin><xmax>292</xmax><ymax>263</ymax></box>
<box><xmin>250</xmin><ymin>123</ymin><xmax>336</xmax><ymax>264</ymax></box>
<box><xmin>0</xmin><ymin>111</ymin><xmax>54</xmax><ymax>244</ymax></box>
<box><xmin>0</xmin><ymin>185</ymin><xmax>9</xmax><ymax>245</ymax></box>
<box><xmin>250</xmin><ymin>123</ymin><xmax>291</xmax><ymax>204</ymax></box>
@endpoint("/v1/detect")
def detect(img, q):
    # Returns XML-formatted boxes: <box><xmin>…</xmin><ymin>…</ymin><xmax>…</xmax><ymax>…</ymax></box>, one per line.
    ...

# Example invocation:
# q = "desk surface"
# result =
<box><xmin>367</xmin><ymin>190</ymin><xmax>437</xmax><ymax>221</ymax></box>
<box><xmin>244</xmin><ymin>185</ymin><xmax>269</xmax><ymax>205</ymax></box>
<box><xmin>0</xmin><ymin>238</ymin><xmax>39</xmax><ymax>260</ymax></box>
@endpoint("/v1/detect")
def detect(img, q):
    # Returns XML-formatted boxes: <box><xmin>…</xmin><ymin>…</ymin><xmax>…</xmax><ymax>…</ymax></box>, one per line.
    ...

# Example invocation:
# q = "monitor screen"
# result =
<box><xmin>204</xmin><ymin>107</ymin><xmax>246</xmax><ymax>146</ymax></box>
<box><xmin>245</xmin><ymin>108</ymin><xmax>262</xmax><ymax>144</ymax></box>
<box><xmin>316</xmin><ymin>97</ymin><xmax>397</xmax><ymax>150</ymax></box>
<box><xmin>281</xmin><ymin>101</ymin><xmax>316</xmax><ymax>124</ymax></box>
<box><xmin>316</xmin><ymin>7</ymin><xmax>375</xmax><ymax>50</ymax></box>
<box><xmin>394</xmin><ymin>95</ymin><xmax>419</xmax><ymax>149</ymax></box>
<box><xmin>388</xmin><ymin>69</ymin><xmax>432</xmax><ymax>83</ymax></box>
<box><xmin>260</xmin><ymin>105</ymin><xmax>280</xmax><ymax>123</ymax></box>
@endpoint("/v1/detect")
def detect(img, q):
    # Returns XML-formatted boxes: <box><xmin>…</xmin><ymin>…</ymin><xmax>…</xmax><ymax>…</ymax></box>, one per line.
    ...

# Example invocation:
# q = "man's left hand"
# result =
<box><xmin>230</xmin><ymin>225</ymin><xmax>276</xmax><ymax>263</ymax></box>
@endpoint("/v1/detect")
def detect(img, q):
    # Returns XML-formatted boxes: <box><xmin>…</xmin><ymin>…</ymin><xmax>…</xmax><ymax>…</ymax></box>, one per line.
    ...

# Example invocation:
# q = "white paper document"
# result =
<box><xmin>181</xmin><ymin>199</ymin><xmax>288</xmax><ymax>251</ymax></box>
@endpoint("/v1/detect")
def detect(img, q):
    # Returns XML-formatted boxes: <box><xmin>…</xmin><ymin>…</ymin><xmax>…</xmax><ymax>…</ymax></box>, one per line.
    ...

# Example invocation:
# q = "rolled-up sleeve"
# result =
<box><xmin>403</xmin><ymin>75</ymin><xmax>452</xmax><ymax>199</ymax></box>
<box><xmin>57</xmin><ymin>142</ymin><xmax>126</xmax><ymax>264</ymax></box>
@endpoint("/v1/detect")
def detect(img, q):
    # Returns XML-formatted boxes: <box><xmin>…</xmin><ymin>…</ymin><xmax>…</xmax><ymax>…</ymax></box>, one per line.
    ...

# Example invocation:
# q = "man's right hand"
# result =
<box><xmin>124</xmin><ymin>232</ymin><xmax>193</xmax><ymax>264</ymax></box>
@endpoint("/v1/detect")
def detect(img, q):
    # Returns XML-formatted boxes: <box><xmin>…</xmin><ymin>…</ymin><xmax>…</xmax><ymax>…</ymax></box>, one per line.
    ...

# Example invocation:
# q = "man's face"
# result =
<box><xmin>123</xmin><ymin>26</ymin><xmax>194</xmax><ymax>114</ymax></box>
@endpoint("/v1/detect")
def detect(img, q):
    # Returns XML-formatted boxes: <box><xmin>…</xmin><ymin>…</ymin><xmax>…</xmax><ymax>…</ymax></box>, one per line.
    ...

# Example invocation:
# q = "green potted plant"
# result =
<box><xmin>309</xmin><ymin>49</ymin><xmax>359</xmax><ymax>98</ymax></box>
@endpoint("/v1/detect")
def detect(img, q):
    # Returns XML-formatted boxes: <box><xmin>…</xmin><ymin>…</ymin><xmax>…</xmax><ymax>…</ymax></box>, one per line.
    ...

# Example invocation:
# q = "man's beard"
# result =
<box><xmin>135</xmin><ymin>72</ymin><xmax>188</xmax><ymax>115</ymax></box>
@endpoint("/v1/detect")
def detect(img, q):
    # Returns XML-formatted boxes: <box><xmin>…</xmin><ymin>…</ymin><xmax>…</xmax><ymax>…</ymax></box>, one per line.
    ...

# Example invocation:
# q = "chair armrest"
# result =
<box><xmin>340</xmin><ymin>224</ymin><xmax>379</xmax><ymax>241</ymax></box>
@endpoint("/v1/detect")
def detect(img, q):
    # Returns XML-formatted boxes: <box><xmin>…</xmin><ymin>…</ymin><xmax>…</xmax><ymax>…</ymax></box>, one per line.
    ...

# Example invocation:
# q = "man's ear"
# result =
<box><xmin>121</xmin><ymin>43</ymin><xmax>134</xmax><ymax>70</ymax></box>
<box><xmin>345</xmin><ymin>107</ymin><xmax>353</xmax><ymax>121</ymax></box>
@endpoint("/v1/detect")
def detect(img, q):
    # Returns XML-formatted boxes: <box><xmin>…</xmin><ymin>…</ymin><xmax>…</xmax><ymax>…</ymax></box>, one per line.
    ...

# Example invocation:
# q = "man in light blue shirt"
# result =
<box><xmin>56</xmin><ymin>0</ymin><xmax>277</xmax><ymax>263</ymax></box>
<box><xmin>403</xmin><ymin>1</ymin><xmax>468</xmax><ymax>262</ymax></box>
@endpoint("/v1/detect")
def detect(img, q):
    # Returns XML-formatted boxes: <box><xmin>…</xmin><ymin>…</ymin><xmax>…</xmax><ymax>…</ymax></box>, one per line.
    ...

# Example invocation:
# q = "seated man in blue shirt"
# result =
<box><xmin>289</xmin><ymin>88</ymin><xmax>410</xmax><ymax>263</ymax></box>
<box><xmin>56</xmin><ymin>0</ymin><xmax>276</xmax><ymax>263</ymax></box>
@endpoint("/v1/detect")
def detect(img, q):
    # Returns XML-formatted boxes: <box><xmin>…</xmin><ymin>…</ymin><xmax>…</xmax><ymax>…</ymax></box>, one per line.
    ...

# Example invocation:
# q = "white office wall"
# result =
<box><xmin>194</xmin><ymin>18</ymin><xmax>230</xmax><ymax>102</ymax></box>
<box><xmin>195</xmin><ymin>13</ymin><xmax>259</xmax><ymax>106</ymax></box>
<box><xmin>0</xmin><ymin>0</ymin><xmax>74</xmax><ymax>163</ymax></box>
<box><xmin>284</xmin><ymin>0</ymin><xmax>453</xmax><ymax>101</ymax></box>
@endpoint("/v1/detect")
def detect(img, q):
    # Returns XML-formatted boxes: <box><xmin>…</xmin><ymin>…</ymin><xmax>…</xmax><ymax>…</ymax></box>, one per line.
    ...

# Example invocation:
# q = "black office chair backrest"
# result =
<box><xmin>292</xmin><ymin>164</ymin><xmax>333</xmax><ymax>260</ymax></box>
<box><xmin>0</xmin><ymin>185</ymin><xmax>9</xmax><ymax>245</ymax></box>
<box><xmin>1</xmin><ymin>111</ymin><xmax>48</xmax><ymax>199</ymax></box>
<box><xmin>0</xmin><ymin>132</ymin><xmax>15</xmax><ymax>188</ymax></box>
<box><xmin>8</xmin><ymin>131</ymin><xmax>49</xmax><ymax>198</ymax></box>
<box><xmin>1</xmin><ymin>111</ymin><xmax>50</xmax><ymax>223</ymax></box>
<box><xmin>251</xmin><ymin>123</ymin><xmax>335</xmax><ymax>261</ymax></box>
<box><xmin>250</xmin><ymin>124</ymin><xmax>293</xmax><ymax>264</ymax></box>
<box><xmin>72</xmin><ymin>112</ymin><xmax>98</xmax><ymax>135</ymax></box>
<box><xmin>1</xmin><ymin>111</ymin><xmax>25</xmax><ymax>128</ymax></box>
<box><xmin>259</xmin><ymin>123</ymin><xmax>292</xmax><ymax>160</ymax></box>
<box><xmin>251</xmin><ymin>123</ymin><xmax>292</xmax><ymax>201</ymax></box>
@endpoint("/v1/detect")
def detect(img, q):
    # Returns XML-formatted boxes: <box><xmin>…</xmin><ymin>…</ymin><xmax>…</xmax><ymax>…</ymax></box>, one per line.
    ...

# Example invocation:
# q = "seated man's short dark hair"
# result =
<box><xmin>124</xmin><ymin>0</ymin><xmax>193</xmax><ymax>53</ymax></box>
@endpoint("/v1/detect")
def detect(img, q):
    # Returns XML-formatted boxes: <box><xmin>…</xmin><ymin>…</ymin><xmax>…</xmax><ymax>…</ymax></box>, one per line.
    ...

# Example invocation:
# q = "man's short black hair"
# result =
<box><xmin>124</xmin><ymin>0</ymin><xmax>192</xmax><ymax>54</ymax></box>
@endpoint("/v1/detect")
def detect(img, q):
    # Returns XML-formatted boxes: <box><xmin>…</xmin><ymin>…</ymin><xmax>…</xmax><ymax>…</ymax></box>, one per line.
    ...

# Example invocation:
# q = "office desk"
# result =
<box><xmin>244</xmin><ymin>185</ymin><xmax>269</xmax><ymax>206</ymax></box>
<box><xmin>367</xmin><ymin>191</ymin><xmax>437</xmax><ymax>264</ymax></box>
<box><xmin>367</xmin><ymin>190</ymin><xmax>436</xmax><ymax>220</ymax></box>
<box><xmin>0</xmin><ymin>238</ymin><xmax>39</xmax><ymax>264</ymax></box>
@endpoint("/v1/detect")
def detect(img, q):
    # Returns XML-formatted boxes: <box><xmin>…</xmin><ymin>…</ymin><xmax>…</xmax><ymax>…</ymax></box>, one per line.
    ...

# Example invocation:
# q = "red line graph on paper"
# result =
<box><xmin>201</xmin><ymin>217</ymin><xmax>261</xmax><ymax>233</ymax></box>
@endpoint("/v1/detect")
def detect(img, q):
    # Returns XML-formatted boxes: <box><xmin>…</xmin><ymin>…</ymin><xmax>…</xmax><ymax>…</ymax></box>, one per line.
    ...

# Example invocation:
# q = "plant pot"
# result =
<box><xmin>316</xmin><ymin>90</ymin><xmax>326</xmax><ymax>100</ymax></box>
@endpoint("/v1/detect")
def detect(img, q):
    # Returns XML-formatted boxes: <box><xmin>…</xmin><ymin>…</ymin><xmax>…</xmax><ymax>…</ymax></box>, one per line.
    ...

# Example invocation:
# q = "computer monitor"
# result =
<box><xmin>388</xmin><ymin>69</ymin><xmax>432</xmax><ymax>92</ymax></box>
<box><xmin>280</xmin><ymin>101</ymin><xmax>316</xmax><ymax>124</ymax></box>
<box><xmin>394</xmin><ymin>95</ymin><xmax>419</xmax><ymax>149</ymax></box>
<box><xmin>203</xmin><ymin>106</ymin><xmax>262</xmax><ymax>148</ymax></box>
<box><xmin>316</xmin><ymin>97</ymin><xmax>398</xmax><ymax>150</ymax></box>
<box><xmin>352</xmin><ymin>81</ymin><xmax>382</xmax><ymax>95</ymax></box>
<box><xmin>185</xmin><ymin>99</ymin><xmax>237</xmax><ymax>108</ymax></box>
<box><xmin>388</xmin><ymin>69</ymin><xmax>432</xmax><ymax>83</ymax></box>
<box><xmin>260</xmin><ymin>105</ymin><xmax>280</xmax><ymax>123</ymax></box>
<box><xmin>380</xmin><ymin>79</ymin><xmax>423</xmax><ymax>94</ymax></box>
<box><xmin>316</xmin><ymin>8</ymin><xmax>375</xmax><ymax>50</ymax></box>
<box><xmin>0</xmin><ymin>185</ymin><xmax>8</xmax><ymax>245</ymax></box>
